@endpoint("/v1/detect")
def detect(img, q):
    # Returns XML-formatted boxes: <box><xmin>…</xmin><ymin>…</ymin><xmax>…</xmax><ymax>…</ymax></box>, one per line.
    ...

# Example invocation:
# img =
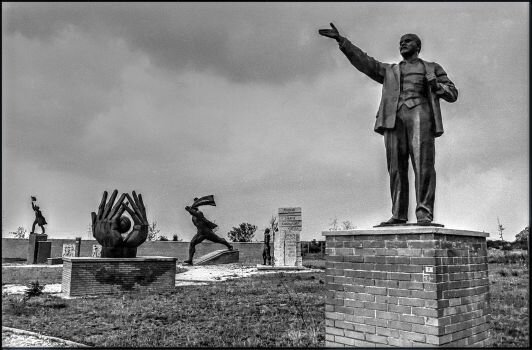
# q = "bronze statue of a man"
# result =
<box><xmin>262</xmin><ymin>228</ymin><xmax>272</xmax><ymax>265</ymax></box>
<box><xmin>30</xmin><ymin>196</ymin><xmax>47</xmax><ymax>234</ymax></box>
<box><xmin>319</xmin><ymin>24</ymin><xmax>458</xmax><ymax>225</ymax></box>
<box><xmin>184</xmin><ymin>196</ymin><xmax>233</xmax><ymax>265</ymax></box>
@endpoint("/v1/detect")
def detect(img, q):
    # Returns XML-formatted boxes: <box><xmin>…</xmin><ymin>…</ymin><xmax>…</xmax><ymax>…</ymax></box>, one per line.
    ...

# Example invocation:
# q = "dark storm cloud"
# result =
<box><xmin>2</xmin><ymin>2</ymin><xmax>528</xmax><ymax>240</ymax></box>
<box><xmin>3</xmin><ymin>3</ymin><xmax>339</xmax><ymax>84</ymax></box>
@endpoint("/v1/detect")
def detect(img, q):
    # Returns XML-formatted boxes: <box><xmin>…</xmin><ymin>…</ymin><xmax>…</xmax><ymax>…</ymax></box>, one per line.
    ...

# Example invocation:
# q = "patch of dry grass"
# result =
<box><xmin>2</xmin><ymin>273</ymin><xmax>325</xmax><ymax>347</ymax></box>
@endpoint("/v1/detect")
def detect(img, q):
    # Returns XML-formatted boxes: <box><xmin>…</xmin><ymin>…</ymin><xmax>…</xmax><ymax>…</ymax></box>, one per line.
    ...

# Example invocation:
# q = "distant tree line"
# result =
<box><xmin>487</xmin><ymin>226</ymin><xmax>529</xmax><ymax>250</ymax></box>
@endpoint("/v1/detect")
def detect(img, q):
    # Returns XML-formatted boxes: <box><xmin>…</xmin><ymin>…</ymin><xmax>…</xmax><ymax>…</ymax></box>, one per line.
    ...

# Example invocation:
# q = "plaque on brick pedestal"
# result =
<box><xmin>322</xmin><ymin>226</ymin><xmax>492</xmax><ymax>347</ymax></box>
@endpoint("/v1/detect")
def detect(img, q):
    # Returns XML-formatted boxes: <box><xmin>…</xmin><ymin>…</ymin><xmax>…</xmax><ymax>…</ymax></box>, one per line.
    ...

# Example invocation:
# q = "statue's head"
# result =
<box><xmin>400</xmin><ymin>33</ymin><xmax>421</xmax><ymax>58</ymax></box>
<box><xmin>265</xmin><ymin>228</ymin><xmax>270</xmax><ymax>233</ymax></box>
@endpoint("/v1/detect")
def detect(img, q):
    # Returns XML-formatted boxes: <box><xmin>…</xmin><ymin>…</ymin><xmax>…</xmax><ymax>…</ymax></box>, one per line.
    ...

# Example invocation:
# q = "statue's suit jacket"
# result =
<box><xmin>338</xmin><ymin>38</ymin><xmax>458</xmax><ymax>137</ymax></box>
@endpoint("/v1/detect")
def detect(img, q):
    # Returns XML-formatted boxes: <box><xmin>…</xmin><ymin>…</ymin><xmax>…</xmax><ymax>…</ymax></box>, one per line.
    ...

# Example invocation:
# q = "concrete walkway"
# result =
<box><xmin>2</xmin><ymin>326</ymin><xmax>90</xmax><ymax>347</ymax></box>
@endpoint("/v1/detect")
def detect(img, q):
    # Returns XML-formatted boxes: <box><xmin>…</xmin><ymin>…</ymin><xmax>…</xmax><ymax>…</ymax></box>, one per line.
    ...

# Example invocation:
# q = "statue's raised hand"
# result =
<box><xmin>122</xmin><ymin>191</ymin><xmax>149</xmax><ymax>248</ymax></box>
<box><xmin>91</xmin><ymin>189</ymin><xmax>127</xmax><ymax>250</ymax></box>
<box><xmin>319</xmin><ymin>22</ymin><xmax>340</xmax><ymax>40</ymax></box>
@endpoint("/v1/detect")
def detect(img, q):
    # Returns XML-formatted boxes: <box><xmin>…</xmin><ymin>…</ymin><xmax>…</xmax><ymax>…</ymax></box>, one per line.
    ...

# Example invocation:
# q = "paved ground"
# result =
<box><xmin>2</xmin><ymin>263</ymin><xmax>321</xmax><ymax>347</ymax></box>
<box><xmin>2</xmin><ymin>263</ymin><xmax>319</xmax><ymax>295</ymax></box>
<box><xmin>2</xmin><ymin>327</ymin><xmax>89</xmax><ymax>347</ymax></box>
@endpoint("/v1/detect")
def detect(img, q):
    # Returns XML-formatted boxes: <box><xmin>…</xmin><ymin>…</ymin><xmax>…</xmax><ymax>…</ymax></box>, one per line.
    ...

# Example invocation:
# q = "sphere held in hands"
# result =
<box><xmin>118</xmin><ymin>216</ymin><xmax>132</xmax><ymax>233</ymax></box>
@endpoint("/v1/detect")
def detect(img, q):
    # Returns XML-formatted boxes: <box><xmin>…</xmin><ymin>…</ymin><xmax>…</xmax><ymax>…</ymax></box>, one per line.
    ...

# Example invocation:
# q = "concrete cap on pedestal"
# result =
<box><xmin>322</xmin><ymin>226</ymin><xmax>489</xmax><ymax>237</ymax></box>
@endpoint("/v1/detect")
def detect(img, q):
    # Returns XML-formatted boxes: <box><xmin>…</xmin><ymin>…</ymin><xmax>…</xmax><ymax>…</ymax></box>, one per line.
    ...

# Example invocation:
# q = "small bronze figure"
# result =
<box><xmin>262</xmin><ymin>228</ymin><xmax>272</xmax><ymax>265</ymax></box>
<box><xmin>30</xmin><ymin>196</ymin><xmax>47</xmax><ymax>234</ymax></box>
<box><xmin>183</xmin><ymin>195</ymin><xmax>233</xmax><ymax>265</ymax></box>
<box><xmin>319</xmin><ymin>23</ymin><xmax>458</xmax><ymax>225</ymax></box>
<box><xmin>91</xmin><ymin>189</ymin><xmax>149</xmax><ymax>258</ymax></box>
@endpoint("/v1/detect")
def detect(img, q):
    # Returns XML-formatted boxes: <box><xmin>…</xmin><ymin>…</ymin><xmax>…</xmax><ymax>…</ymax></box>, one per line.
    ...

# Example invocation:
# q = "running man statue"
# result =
<box><xmin>184</xmin><ymin>195</ymin><xmax>233</xmax><ymax>265</ymax></box>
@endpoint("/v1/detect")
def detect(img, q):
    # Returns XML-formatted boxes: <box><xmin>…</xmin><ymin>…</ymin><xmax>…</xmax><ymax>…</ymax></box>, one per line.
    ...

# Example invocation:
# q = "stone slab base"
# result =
<box><xmin>27</xmin><ymin>233</ymin><xmax>47</xmax><ymax>264</ymax></box>
<box><xmin>322</xmin><ymin>226</ymin><xmax>492</xmax><ymax>347</ymax></box>
<box><xmin>47</xmin><ymin>257</ymin><xmax>63</xmax><ymax>265</ymax></box>
<box><xmin>256</xmin><ymin>265</ymin><xmax>308</xmax><ymax>271</ymax></box>
<box><xmin>61</xmin><ymin>256</ymin><xmax>177</xmax><ymax>297</ymax></box>
<box><xmin>36</xmin><ymin>241</ymin><xmax>52</xmax><ymax>264</ymax></box>
<box><xmin>194</xmin><ymin>249</ymin><xmax>239</xmax><ymax>265</ymax></box>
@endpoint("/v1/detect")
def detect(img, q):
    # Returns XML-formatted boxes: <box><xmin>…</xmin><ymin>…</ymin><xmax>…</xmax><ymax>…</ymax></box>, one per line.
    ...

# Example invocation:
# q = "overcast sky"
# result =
<box><xmin>2</xmin><ymin>2</ymin><xmax>529</xmax><ymax>242</ymax></box>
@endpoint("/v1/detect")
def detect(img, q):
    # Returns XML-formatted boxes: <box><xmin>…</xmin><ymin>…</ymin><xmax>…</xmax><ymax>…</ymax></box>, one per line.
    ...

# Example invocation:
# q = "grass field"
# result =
<box><xmin>2</xmin><ymin>272</ymin><xmax>326</xmax><ymax>347</ymax></box>
<box><xmin>488</xmin><ymin>262</ymin><xmax>529</xmax><ymax>347</ymax></box>
<box><xmin>2</xmin><ymin>256</ymin><xmax>529</xmax><ymax>347</ymax></box>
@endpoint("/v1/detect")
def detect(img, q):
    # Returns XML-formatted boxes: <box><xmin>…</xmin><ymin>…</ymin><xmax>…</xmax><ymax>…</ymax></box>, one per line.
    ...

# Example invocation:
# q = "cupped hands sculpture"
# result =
<box><xmin>91</xmin><ymin>189</ymin><xmax>149</xmax><ymax>258</ymax></box>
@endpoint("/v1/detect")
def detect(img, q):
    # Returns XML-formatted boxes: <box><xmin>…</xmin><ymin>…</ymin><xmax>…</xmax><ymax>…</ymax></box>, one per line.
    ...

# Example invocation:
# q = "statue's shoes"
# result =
<box><xmin>379</xmin><ymin>218</ymin><xmax>407</xmax><ymax>225</ymax></box>
<box><xmin>183</xmin><ymin>260</ymin><xmax>193</xmax><ymax>265</ymax></box>
<box><xmin>417</xmin><ymin>219</ymin><xmax>433</xmax><ymax>225</ymax></box>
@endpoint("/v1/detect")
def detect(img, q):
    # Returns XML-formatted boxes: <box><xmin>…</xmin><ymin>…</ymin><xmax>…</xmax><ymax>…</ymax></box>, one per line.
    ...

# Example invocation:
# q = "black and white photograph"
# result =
<box><xmin>2</xmin><ymin>2</ymin><xmax>529</xmax><ymax>348</ymax></box>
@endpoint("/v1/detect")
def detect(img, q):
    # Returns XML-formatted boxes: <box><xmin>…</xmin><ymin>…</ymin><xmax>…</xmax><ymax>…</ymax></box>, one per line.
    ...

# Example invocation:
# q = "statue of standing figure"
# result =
<box><xmin>319</xmin><ymin>23</ymin><xmax>458</xmax><ymax>226</ymax></box>
<box><xmin>30</xmin><ymin>196</ymin><xmax>47</xmax><ymax>234</ymax></box>
<box><xmin>184</xmin><ymin>195</ymin><xmax>233</xmax><ymax>265</ymax></box>
<box><xmin>262</xmin><ymin>228</ymin><xmax>272</xmax><ymax>265</ymax></box>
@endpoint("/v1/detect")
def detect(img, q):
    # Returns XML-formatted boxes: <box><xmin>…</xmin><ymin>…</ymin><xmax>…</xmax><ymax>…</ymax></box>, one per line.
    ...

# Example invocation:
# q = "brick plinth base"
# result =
<box><xmin>62</xmin><ymin>256</ymin><xmax>177</xmax><ymax>297</ymax></box>
<box><xmin>322</xmin><ymin>227</ymin><xmax>491</xmax><ymax>347</ymax></box>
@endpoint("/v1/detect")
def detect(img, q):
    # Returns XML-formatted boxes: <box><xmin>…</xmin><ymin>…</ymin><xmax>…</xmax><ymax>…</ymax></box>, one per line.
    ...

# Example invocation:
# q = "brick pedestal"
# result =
<box><xmin>323</xmin><ymin>227</ymin><xmax>491</xmax><ymax>347</ymax></box>
<box><xmin>62</xmin><ymin>256</ymin><xmax>177</xmax><ymax>297</ymax></box>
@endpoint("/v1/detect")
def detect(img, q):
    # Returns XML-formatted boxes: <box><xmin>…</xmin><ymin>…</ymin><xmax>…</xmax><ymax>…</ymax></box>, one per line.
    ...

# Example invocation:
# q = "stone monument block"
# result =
<box><xmin>62</xmin><ymin>243</ymin><xmax>77</xmax><ymax>258</ymax></box>
<box><xmin>274</xmin><ymin>207</ymin><xmax>304</xmax><ymax>268</ymax></box>
<box><xmin>322</xmin><ymin>226</ymin><xmax>491</xmax><ymax>347</ymax></box>
<box><xmin>74</xmin><ymin>237</ymin><xmax>82</xmax><ymax>257</ymax></box>
<box><xmin>36</xmin><ymin>241</ymin><xmax>52</xmax><ymax>264</ymax></box>
<box><xmin>92</xmin><ymin>245</ymin><xmax>102</xmax><ymax>258</ymax></box>
<box><xmin>274</xmin><ymin>230</ymin><xmax>286</xmax><ymax>266</ymax></box>
<box><xmin>27</xmin><ymin>233</ymin><xmax>48</xmax><ymax>264</ymax></box>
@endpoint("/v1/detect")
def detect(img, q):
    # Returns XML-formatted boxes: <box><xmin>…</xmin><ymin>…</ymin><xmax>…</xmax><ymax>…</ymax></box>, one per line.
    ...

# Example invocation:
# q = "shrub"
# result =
<box><xmin>498</xmin><ymin>269</ymin><xmax>509</xmax><ymax>277</ymax></box>
<box><xmin>227</xmin><ymin>223</ymin><xmax>257</xmax><ymax>242</ymax></box>
<box><xmin>7</xmin><ymin>296</ymin><xmax>27</xmax><ymax>316</ymax></box>
<box><xmin>9</xmin><ymin>226</ymin><xmax>27</xmax><ymax>239</ymax></box>
<box><xmin>24</xmin><ymin>281</ymin><xmax>45</xmax><ymax>301</ymax></box>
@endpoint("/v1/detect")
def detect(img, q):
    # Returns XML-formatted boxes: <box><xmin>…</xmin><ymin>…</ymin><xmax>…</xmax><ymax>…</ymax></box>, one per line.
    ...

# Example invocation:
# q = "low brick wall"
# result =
<box><xmin>62</xmin><ymin>256</ymin><xmax>177</xmax><ymax>297</ymax></box>
<box><xmin>2</xmin><ymin>238</ymin><xmax>264</xmax><ymax>265</ymax></box>
<box><xmin>323</xmin><ymin>227</ymin><xmax>491</xmax><ymax>347</ymax></box>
